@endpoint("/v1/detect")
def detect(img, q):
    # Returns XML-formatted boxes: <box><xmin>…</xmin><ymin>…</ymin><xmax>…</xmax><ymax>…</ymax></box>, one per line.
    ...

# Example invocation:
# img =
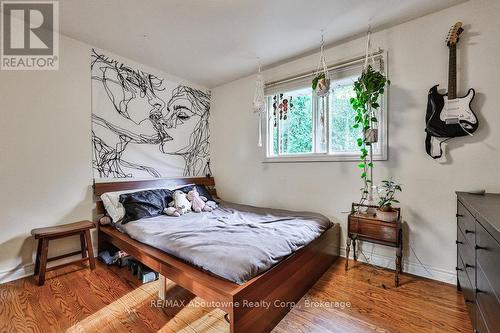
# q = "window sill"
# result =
<box><xmin>263</xmin><ymin>153</ymin><xmax>387</xmax><ymax>163</ymax></box>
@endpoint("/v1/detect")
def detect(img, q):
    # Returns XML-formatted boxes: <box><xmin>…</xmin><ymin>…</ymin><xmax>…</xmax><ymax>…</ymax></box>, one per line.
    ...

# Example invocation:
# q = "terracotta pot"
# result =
<box><xmin>376</xmin><ymin>208</ymin><xmax>398</xmax><ymax>222</ymax></box>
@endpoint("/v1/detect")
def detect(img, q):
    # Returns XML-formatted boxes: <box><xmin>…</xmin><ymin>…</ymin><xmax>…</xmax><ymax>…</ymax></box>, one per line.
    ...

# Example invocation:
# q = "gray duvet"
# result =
<box><xmin>116</xmin><ymin>201</ymin><xmax>332</xmax><ymax>284</ymax></box>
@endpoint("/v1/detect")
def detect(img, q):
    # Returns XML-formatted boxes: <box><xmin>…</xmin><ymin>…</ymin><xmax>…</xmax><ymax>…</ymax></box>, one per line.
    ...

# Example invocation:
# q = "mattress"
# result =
<box><xmin>115</xmin><ymin>201</ymin><xmax>332</xmax><ymax>284</ymax></box>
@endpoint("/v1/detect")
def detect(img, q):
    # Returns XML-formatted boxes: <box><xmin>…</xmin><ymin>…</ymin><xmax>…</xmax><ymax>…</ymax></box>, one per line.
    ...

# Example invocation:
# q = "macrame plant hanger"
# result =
<box><xmin>252</xmin><ymin>59</ymin><xmax>265</xmax><ymax>147</ymax></box>
<box><xmin>314</xmin><ymin>31</ymin><xmax>330</xmax><ymax>97</ymax></box>
<box><xmin>314</xmin><ymin>31</ymin><xmax>330</xmax><ymax>145</ymax></box>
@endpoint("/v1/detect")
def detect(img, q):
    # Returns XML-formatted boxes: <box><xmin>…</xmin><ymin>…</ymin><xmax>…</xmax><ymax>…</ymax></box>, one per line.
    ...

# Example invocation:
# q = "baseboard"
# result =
<box><xmin>340</xmin><ymin>248</ymin><xmax>456</xmax><ymax>285</ymax></box>
<box><xmin>0</xmin><ymin>250</ymin><xmax>98</xmax><ymax>284</ymax></box>
<box><xmin>0</xmin><ymin>263</ymin><xmax>35</xmax><ymax>284</ymax></box>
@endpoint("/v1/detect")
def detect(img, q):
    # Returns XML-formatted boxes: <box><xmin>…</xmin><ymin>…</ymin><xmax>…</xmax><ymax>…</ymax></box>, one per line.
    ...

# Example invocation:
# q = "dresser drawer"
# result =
<box><xmin>477</xmin><ymin>222</ymin><xmax>500</xmax><ymax>299</ymax></box>
<box><xmin>477</xmin><ymin>265</ymin><xmax>500</xmax><ymax>333</ymax></box>
<box><xmin>476</xmin><ymin>307</ymin><xmax>490</xmax><ymax>333</ymax></box>
<box><xmin>458</xmin><ymin>254</ymin><xmax>476</xmax><ymax>328</ymax></box>
<box><xmin>457</xmin><ymin>202</ymin><xmax>476</xmax><ymax>246</ymax></box>
<box><xmin>457</xmin><ymin>227</ymin><xmax>476</xmax><ymax>287</ymax></box>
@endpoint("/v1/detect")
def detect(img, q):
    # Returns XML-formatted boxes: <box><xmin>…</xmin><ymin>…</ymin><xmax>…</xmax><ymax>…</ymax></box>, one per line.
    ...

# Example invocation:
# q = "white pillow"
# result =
<box><xmin>100</xmin><ymin>184</ymin><xmax>195</xmax><ymax>223</ymax></box>
<box><xmin>100</xmin><ymin>189</ymin><xmax>134</xmax><ymax>223</ymax></box>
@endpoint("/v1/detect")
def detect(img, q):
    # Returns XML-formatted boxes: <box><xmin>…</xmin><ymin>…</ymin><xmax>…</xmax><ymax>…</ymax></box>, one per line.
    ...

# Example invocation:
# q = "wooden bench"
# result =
<box><xmin>31</xmin><ymin>220</ymin><xmax>96</xmax><ymax>285</ymax></box>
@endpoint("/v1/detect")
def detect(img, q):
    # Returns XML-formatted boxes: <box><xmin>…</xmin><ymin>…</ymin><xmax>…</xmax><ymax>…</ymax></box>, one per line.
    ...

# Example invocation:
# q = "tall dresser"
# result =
<box><xmin>456</xmin><ymin>192</ymin><xmax>500</xmax><ymax>333</ymax></box>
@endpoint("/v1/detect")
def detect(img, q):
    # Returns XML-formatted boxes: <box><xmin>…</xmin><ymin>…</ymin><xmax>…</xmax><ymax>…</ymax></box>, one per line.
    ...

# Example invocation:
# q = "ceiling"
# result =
<box><xmin>59</xmin><ymin>0</ymin><xmax>466</xmax><ymax>88</ymax></box>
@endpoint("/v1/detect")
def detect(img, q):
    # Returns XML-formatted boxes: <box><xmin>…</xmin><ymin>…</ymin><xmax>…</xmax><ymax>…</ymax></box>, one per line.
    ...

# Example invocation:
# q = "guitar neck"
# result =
<box><xmin>448</xmin><ymin>44</ymin><xmax>457</xmax><ymax>100</ymax></box>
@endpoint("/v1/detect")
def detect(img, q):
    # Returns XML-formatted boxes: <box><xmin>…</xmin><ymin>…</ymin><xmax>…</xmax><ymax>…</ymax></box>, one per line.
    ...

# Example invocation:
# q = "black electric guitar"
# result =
<box><xmin>425</xmin><ymin>22</ymin><xmax>478</xmax><ymax>158</ymax></box>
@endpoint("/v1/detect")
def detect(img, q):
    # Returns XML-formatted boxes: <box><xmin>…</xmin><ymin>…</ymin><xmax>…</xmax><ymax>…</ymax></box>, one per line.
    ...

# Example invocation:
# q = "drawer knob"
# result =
<box><xmin>456</xmin><ymin>240</ymin><xmax>463</xmax><ymax>244</ymax></box>
<box><xmin>475</xmin><ymin>245</ymin><xmax>486</xmax><ymax>250</ymax></box>
<box><xmin>465</xmin><ymin>229</ymin><xmax>475</xmax><ymax>234</ymax></box>
<box><xmin>456</xmin><ymin>214</ymin><xmax>464</xmax><ymax>217</ymax></box>
<box><xmin>465</xmin><ymin>299</ymin><xmax>474</xmax><ymax>303</ymax></box>
<box><xmin>455</xmin><ymin>266</ymin><xmax>463</xmax><ymax>271</ymax></box>
<box><xmin>465</xmin><ymin>263</ymin><xmax>474</xmax><ymax>268</ymax></box>
<box><xmin>476</xmin><ymin>288</ymin><xmax>483</xmax><ymax>294</ymax></box>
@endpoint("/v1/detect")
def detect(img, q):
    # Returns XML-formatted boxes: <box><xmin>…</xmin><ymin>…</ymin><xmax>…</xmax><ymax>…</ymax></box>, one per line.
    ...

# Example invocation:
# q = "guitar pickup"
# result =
<box><xmin>445</xmin><ymin>118</ymin><xmax>459</xmax><ymax>124</ymax></box>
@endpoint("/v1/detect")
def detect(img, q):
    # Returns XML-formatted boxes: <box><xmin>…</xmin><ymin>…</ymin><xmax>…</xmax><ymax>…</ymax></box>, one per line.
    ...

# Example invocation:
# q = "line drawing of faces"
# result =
<box><xmin>91</xmin><ymin>49</ymin><xmax>210</xmax><ymax>178</ymax></box>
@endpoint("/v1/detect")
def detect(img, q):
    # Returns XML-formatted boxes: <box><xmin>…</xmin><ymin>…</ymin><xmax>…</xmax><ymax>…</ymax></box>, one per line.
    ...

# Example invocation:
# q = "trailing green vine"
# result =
<box><xmin>349</xmin><ymin>65</ymin><xmax>389</xmax><ymax>203</ymax></box>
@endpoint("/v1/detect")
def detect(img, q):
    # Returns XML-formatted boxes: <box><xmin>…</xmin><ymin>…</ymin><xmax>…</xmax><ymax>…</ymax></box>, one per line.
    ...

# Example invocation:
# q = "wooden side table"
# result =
<box><xmin>345</xmin><ymin>204</ymin><xmax>403</xmax><ymax>287</ymax></box>
<box><xmin>31</xmin><ymin>220</ymin><xmax>95</xmax><ymax>285</ymax></box>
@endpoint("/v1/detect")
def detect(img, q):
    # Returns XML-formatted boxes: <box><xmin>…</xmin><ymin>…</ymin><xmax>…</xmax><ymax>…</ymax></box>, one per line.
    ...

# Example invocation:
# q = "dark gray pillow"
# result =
<box><xmin>119</xmin><ymin>189</ymin><xmax>173</xmax><ymax>224</ymax></box>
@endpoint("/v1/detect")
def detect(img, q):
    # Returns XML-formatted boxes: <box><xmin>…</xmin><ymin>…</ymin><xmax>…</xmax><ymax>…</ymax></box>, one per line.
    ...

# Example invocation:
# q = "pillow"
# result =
<box><xmin>119</xmin><ymin>189</ymin><xmax>173</xmax><ymax>224</ymax></box>
<box><xmin>100</xmin><ymin>186</ymin><xmax>178</xmax><ymax>223</ymax></box>
<box><xmin>174</xmin><ymin>184</ymin><xmax>216</xmax><ymax>203</ymax></box>
<box><xmin>101</xmin><ymin>189</ymin><xmax>137</xmax><ymax>223</ymax></box>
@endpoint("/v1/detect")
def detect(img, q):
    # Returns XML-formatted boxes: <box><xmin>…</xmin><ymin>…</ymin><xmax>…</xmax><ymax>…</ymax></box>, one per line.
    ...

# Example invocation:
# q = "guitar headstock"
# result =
<box><xmin>446</xmin><ymin>22</ymin><xmax>464</xmax><ymax>47</ymax></box>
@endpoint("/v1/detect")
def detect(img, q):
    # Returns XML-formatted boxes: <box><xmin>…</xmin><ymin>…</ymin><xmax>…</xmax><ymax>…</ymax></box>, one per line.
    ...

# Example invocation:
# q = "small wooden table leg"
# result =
<box><xmin>395</xmin><ymin>252</ymin><xmax>401</xmax><ymax>287</ymax></box>
<box><xmin>84</xmin><ymin>230</ymin><xmax>95</xmax><ymax>270</ymax></box>
<box><xmin>353</xmin><ymin>239</ymin><xmax>357</xmax><ymax>261</ymax></box>
<box><xmin>345</xmin><ymin>237</ymin><xmax>351</xmax><ymax>271</ymax></box>
<box><xmin>395</xmin><ymin>230</ymin><xmax>403</xmax><ymax>287</ymax></box>
<box><xmin>34</xmin><ymin>239</ymin><xmax>42</xmax><ymax>276</ymax></box>
<box><xmin>38</xmin><ymin>238</ymin><xmax>49</xmax><ymax>286</ymax></box>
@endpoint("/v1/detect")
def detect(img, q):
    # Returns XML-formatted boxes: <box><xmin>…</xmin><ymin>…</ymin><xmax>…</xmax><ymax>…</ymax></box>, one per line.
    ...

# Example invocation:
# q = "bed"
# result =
<box><xmin>94</xmin><ymin>177</ymin><xmax>340</xmax><ymax>333</ymax></box>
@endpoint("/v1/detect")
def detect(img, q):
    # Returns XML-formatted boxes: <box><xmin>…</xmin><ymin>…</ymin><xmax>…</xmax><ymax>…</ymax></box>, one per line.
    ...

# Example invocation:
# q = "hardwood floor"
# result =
<box><xmin>0</xmin><ymin>259</ymin><xmax>471</xmax><ymax>333</ymax></box>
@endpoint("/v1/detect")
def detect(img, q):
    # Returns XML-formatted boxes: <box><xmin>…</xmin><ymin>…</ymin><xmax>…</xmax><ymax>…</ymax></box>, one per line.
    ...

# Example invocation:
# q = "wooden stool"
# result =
<box><xmin>31</xmin><ymin>220</ymin><xmax>95</xmax><ymax>285</ymax></box>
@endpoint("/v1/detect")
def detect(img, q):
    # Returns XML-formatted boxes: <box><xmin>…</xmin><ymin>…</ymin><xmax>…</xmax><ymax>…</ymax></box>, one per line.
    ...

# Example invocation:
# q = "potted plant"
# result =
<box><xmin>376</xmin><ymin>180</ymin><xmax>402</xmax><ymax>222</ymax></box>
<box><xmin>350</xmin><ymin>64</ymin><xmax>390</xmax><ymax>208</ymax></box>
<box><xmin>312</xmin><ymin>73</ymin><xmax>330</xmax><ymax>96</ymax></box>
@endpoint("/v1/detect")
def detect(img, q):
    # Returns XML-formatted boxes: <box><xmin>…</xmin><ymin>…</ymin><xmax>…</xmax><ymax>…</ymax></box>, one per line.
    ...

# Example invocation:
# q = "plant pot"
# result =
<box><xmin>363</xmin><ymin>128</ymin><xmax>378</xmax><ymax>144</ymax></box>
<box><xmin>376</xmin><ymin>208</ymin><xmax>398</xmax><ymax>222</ymax></box>
<box><xmin>316</xmin><ymin>78</ymin><xmax>330</xmax><ymax>97</ymax></box>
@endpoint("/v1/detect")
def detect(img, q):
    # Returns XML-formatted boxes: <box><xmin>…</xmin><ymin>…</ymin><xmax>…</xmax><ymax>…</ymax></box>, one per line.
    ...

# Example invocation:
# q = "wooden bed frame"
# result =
<box><xmin>94</xmin><ymin>177</ymin><xmax>340</xmax><ymax>333</ymax></box>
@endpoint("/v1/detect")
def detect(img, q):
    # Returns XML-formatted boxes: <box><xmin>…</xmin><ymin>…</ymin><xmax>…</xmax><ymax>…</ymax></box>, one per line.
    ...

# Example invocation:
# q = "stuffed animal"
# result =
<box><xmin>165</xmin><ymin>190</ymin><xmax>191</xmax><ymax>216</ymax></box>
<box><xmin>164</xmin><ymin>206</ymin><xmax>183</xmax><ymax>217</ymax></box>
<box><xmin>187</xmin><ymin>187</ymin><xmax>213</xmax><ymax>213</ymax></box>
<box><xmin>205</xmin><ymin>200</ymin><xmax>218</xmax><ymax>210</ymax></box>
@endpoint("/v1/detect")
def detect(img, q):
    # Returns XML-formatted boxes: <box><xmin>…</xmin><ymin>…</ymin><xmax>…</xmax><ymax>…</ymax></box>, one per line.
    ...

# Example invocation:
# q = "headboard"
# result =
<box><xmin>93</xmin><ymin>177</ymin><xmax>216</xmax><ymax>215</ymax></box>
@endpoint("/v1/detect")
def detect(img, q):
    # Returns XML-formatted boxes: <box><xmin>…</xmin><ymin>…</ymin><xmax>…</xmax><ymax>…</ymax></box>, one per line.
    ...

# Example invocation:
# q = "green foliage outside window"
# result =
<box><xmin>274</xmin><ymin>92</ymin><xmax>313</xmax><ymax>154</ymax></box>
<box><xmin>330</xmin><ymin>84</ymin><xmax>361</xmax><ymax>152</ymax></box>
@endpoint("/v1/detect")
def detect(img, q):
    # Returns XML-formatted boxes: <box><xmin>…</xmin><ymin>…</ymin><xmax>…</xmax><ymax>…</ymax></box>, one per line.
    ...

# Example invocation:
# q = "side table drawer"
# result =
<box><xmin>349</xmin><ymin>219</ymin><xmax>397</xmax><ymax>243</ymax></box>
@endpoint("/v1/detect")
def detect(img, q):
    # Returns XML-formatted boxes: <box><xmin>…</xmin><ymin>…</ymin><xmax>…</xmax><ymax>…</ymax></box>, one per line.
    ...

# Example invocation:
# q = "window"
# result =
<box><xmin>264</xmin><ymin>53</ymin><xmax>387</xmax><ymax>162</ymax></box>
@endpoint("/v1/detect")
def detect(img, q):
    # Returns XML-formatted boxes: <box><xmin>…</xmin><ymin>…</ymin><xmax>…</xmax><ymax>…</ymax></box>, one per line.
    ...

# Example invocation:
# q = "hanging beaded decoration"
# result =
<box><xmin>273</xmin><ymin>94</ymin><xmax>294</xmax><ymax>127</ymax></box>
<box><xmin>272</xmin><ymin>95</ymin><xmax>277</xmax><ymax>127</ymax></box>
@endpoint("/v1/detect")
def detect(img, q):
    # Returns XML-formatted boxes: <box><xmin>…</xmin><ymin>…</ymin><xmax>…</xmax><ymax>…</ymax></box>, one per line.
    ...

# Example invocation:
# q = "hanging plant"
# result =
<box><xmin>312</xmin><ymin>33</ymin><xmax>330</xmax><ymax>97</ymax></box>
<box><xmin>311</xmin><ymin>73</ymin><xmax>325</xmax><ymax>90</ymax></box>
<box><xmin>350</xmin><ymin>64</ymin><xmax>390</xmax><ymax>204</ymax></box>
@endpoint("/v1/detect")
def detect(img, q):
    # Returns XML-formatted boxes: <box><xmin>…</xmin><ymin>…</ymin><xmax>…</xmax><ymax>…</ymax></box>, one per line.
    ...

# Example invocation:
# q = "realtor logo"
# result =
<box><xmin>1</xmin><ymin>1</ymin><xmax>59</xmax><ymax>70</ymax></box>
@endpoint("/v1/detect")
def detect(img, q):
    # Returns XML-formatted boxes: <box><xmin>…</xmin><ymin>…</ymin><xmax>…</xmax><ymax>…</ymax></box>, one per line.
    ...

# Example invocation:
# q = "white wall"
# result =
<box><xmin>211</xmin><ymin>0</ymin><xmax>500</xmax><ymax>283</ymax></box>
<box><xmin>0</xmin><ymin>34</ymin><xmax>206</xmax><ymax>283</ymax></box>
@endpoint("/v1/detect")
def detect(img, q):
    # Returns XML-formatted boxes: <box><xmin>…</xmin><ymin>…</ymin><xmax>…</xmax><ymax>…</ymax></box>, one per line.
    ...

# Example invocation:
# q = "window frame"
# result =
<box><xmin>263</xmin><ymin>52</ymin><xmax>388</xmax><ymax>163</ymax></box>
